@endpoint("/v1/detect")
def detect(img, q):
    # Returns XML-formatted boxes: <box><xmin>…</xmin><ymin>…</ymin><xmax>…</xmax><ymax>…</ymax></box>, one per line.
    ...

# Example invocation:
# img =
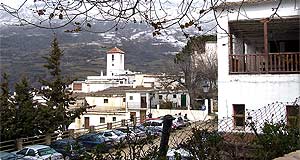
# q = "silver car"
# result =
<box><xmin>14</xmin><ymin>145</ymin><xmax>63</xmax><ymax>160</ymax></box>
<box><xmin>98</xmin><ymin>130</ymin><xmax>126</xmax><ymax>143</ymax></box>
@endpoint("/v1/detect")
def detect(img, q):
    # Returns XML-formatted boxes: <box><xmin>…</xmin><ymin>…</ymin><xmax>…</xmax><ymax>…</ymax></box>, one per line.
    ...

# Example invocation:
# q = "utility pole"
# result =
<box><xmin>159</xmin><ymin>115</ymin><xmax>174</xmax><ymax>158</ymax></box>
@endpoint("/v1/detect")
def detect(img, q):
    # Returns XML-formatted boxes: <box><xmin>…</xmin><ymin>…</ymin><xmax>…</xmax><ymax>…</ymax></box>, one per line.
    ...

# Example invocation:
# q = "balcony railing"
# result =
<box><xmin>229</xmin><ymin>52</ymin><xmax>300</xmax><ymax>74</ymax></box>
<box><xmin>127</xmin><ymin>102</ymin><xmax>147</xmax><ymax>110</ymax></box>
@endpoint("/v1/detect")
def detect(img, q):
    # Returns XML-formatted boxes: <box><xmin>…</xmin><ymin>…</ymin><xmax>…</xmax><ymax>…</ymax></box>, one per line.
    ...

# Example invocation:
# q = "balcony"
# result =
<box><xmin>127</xmin><ymin>102</ymin><xmax>147</xmax><ymax>110</ymax></box>
<box><xmin>229</xmin><ymin>52</ymin><xmax>300</xmax><ymax>74</ymax></box>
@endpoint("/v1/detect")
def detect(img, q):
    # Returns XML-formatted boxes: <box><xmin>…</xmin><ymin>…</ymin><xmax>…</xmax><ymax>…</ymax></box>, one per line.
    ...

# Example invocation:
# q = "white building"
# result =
<box><xmin>69</xmin><ymin>45</ymin><xmax>213</xmax><ymax>130</ymax></box>
<box><xmin>216</xmin><ymin>0</ymin><xmax>300</xmax><ymax>131</ymax></box>
<box><xmin>106</xmin><ymin>47</ymin><xmax>125</xmax><ymax>76</ymax></box>
<box><xmin>72</xmin><ymin>85</ymin><xmax>209</xmax><ymax>129</ymax></box>
<box><xmin>70</xmin><ymin>47</ymin><xmax>139</xmax><ymax>93</ymax></box>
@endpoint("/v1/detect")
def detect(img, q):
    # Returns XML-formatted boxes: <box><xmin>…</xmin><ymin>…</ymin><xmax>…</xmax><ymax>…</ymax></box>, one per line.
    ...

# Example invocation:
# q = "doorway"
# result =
<box><xmin>140</xmin><ymin>110</ymin><xmax>146</xmax><ymax>123</ymax></box>
<box><xmin>130</xmin><ymin>112</ymin><xmax>136</xmax><ymax>122</ymax></box>
<box><xmin>84</xmin><ymin>117</ymin><xmax>90</xmax><ymax>129</ymax></box>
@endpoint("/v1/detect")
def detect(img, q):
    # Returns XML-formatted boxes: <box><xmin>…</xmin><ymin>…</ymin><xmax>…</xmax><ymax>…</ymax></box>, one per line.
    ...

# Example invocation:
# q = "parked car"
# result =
<box><xmin>143</xmin><ymin>119</ymin><xmax>164</xmax><ymax>130</ymax></box>
<box><xmin>13</xmin><ymin>145</ymin><xmax>63</xmax><ymax>160</ymax></box>
<box><xmin>111</xmin><ymin>129</ymin><xmax>127</xmax><ymax>138</ymax></box>
<box><xmin>0</xmin><ymin>151</ymin><xmax>19</xmax><ymax>160</ymax></box>
<box><xmin>172</xmin><ymin>116</ymin><xmax>185</xmax><ymax>130</ymax></box>
<box><xmin>115</xmin><ymin>127</ymin><xmax>146</xmax><ymax>141</ymax></box>
<box><xmin>115</xmin><ymin>127</ymin><xmax>136</xmax><ymax>139</ymax></box>
<box><xmin>167</xmin><ymin>147</ymin><xmax>192</xmax><ymax>160</ymax></box>
<box><xmin>98</xmin><ymin>130</ymin><xmax>126</xmax><ymax>144</ymax></box>
<box><xmin>50</xmin><ymin>139</ymin><xmax>85</xmax><ymax>160</ymax></box>
<box><xmin>145</xmin><ymin>126</ymin><xmax>162</xmax><ymax>136</ymax></box>
<box><xmin>76</xmin><ymin>133</ymin><xmax>113</xmax><ymax>152</ymax></box>
<box><xmin>129</xmin><ymin>127</ymin><xmax>147</xmax><ymax>139</ymax></box>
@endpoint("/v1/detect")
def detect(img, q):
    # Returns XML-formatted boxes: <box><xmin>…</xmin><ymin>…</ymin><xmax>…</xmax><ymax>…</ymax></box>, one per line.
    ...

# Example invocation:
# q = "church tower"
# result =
<box><xmin>106</xmin><ymin>47</ymin><xmax>125</xmax><ymax>76</ymax></box>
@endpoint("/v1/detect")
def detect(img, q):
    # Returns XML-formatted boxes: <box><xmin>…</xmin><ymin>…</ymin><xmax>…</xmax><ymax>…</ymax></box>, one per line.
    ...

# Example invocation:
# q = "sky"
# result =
<box><xmin>0</xmin><ymin>0</ymin><xmax>217</xmax><ymax>32</ymax></box>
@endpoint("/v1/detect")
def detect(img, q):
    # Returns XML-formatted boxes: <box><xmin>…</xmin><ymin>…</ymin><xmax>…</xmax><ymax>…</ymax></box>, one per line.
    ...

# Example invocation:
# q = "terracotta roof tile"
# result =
<box><xmin>107</xmin><ymin>47</ymin><xmax>125</xmax><ymax>54</ymax></box>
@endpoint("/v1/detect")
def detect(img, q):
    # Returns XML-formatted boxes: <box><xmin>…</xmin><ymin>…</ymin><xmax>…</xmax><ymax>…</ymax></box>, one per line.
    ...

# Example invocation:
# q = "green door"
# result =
<box><xmin>181</xmin><ymin>94</ymin><xmax>186</xmax><ymax>107</ymax></box>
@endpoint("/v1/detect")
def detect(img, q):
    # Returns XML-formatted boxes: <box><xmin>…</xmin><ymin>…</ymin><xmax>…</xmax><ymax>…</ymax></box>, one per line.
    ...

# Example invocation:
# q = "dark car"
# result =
<box><xmin>50</xmin><ymin>139</ymin><xmax>85</xmax><ymax>160</ymax></box>
<box><xmin>116</xmin><ymin>127</ymin><xmax>146</xmax><ymax>138</ymax></box>
<box><xmin>145</xmin><ymin>126</ymin><xmax>162</xmax><ymax>136</ymax></box>
<box><xmin>0</xmin><ymin>151</ymin><xmax>19</xmax><ymax>160</ymax></box>
<box><xmin>129</xmin><ymin>127</ymin><xmax>147</xmax><ymax>139</ymax></box>
<box><xmin>76</xmin><ymin>133</ymin><xmax>113</xmax><ymax>152</ymax></box>
<box><xmin>115</xmin><ymin>127</ymin><xmax>135</xmax><ymax>139</ymax></box>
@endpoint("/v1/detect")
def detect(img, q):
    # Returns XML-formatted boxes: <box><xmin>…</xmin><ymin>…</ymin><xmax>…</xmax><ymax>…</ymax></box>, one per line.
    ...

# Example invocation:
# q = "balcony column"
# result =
<box><xmin>229</xmin><ymin>34</ymin><xmax>233</xmax><ymax>55</ymax></box>
<box><xmin>263</xmin><ymin>20</ymin><xmax>268</xmax><ymax>55</ymax></box>
<box><xmin>262</xmin><ymin>19</ymin><xmax>269</xmax><ymax>72</ymax></box>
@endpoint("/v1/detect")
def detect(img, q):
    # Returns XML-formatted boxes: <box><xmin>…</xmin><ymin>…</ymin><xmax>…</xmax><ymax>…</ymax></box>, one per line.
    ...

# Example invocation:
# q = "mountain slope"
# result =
<box><xmin>0</xmin><ymin>22</ymin><xmax>189</xmax><ymax>87</ymax></box>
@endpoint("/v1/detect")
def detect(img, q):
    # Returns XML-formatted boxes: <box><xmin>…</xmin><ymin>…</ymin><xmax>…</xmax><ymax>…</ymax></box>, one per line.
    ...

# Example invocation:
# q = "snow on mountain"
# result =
<box><xmin>154</xmin><ymin>34</ymin><xmax>186</xmax><ymax>48</ymax></box>
<box><xmin>130</xmin><ymin>31</ymin><xmax>152</xmax><ymax>40</ymax></box>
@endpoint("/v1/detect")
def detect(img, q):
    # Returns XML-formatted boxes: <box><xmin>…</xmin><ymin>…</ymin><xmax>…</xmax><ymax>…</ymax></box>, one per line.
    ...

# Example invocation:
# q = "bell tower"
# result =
<box><xmin>106</xmin><ymin>47</ymin><xmax>125</xmax><ymax>76</ymax></box>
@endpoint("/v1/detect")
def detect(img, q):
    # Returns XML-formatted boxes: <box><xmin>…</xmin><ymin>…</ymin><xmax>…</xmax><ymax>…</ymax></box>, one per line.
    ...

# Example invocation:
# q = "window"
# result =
<box><xmin>112</xmin><ymin>64</ymin><xmax>114</xmax><ymax>66</ymax></box>
<box><xmin>73</xmin><ymin>83</ymin><xmax>82</xmax><ymax>91</ymax></box>
<box><xmin>84</xmin><ymin>117</ymin><xmax>90</xmax><ymax>129</ymax></box>
<box><xmin>173</xmin><ymin>94</ymin><xmax>177</xmax><ymax>98</ymax></box>
<box><xmin>104</xmin><ymin>132</ymin><xmax>112</xmax><ymax>136</ymax></box>
<box><xmin>233</xmin><ymin>104</ymin><xmax>245</xmax><ymax>129</ymax></box>
<box><xmin>123</xmin><ymin>98</ymin><xmax>126</xmax><ymax>102</ymax></box>
<box><xmin>120</xmin><ymin>81</ymin><xmax>123</xmax><ymax>84</ymax></box>
<box><xmin>104</xmin><ymin>99</ymin><xmax>108</xmax><ymax>103</ymax></box>
<box><xmin>286</xmin><ymin>105</ymin><xmax>300</xmax><ymax>127</ymax></box>
<box><xmin>112</xmin><ymin>117</ymin><xmax>116</xmax><ymax>122</ymax></box>
<box><xmin>159</xmin><ymin>95</ymin><xmax>163</xmax><ymax>100</ymax></box>
<box><xmin>100</xmin><ymin>117</ymin><xmax>105</xmax><ymax>123</ymax></box>
<box><xmin>129</xmin><ymin>96</ymin><xmax>133</xmax><ymax>100</ymax></box>
<box><xmin>17</xmin><ymin>148</ymin><xmax>28</xmax><ymax>155</ymax></box>
<box><xmin>27</xmin><ymin>149</ymin><xmax>36</xmax><ymax>156</ymax></box>
<box><xmin>112</xmin><ymin>55</ymin><xmax>114</xmax><ymax>61</ymax></box>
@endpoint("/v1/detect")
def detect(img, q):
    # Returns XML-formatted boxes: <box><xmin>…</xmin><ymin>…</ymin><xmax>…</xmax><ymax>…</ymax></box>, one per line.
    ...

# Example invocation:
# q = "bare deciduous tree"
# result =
<box><xmin>174</xmin><ymin>35</ymin><xmax>217</xmax><ymax>109</ymax></box>
<box><xmin>0</xmin><ymin>0</ymin><xmax>290</xmax><ymax>35</ymax></box>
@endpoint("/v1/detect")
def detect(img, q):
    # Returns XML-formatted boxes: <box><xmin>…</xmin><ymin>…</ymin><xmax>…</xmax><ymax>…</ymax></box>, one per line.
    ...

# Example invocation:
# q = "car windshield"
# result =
<box><xmin>95</xmin><ymin>135</ymin><xmax>105</xmax><ymax>142</ymax></box>
<box><xmin>113</xmin><ymin>130</ymin><xmax>124</xmax><ymax>136</ymax></box>
<box><xmin>38</xmin><ymin>147</ymin><xmax>56</xmax><ymax>156</ymax></box>
<box><xmin>131</xmin><ymin>128</ymin><xmax>142</xmax><ymax>133</ymax></box>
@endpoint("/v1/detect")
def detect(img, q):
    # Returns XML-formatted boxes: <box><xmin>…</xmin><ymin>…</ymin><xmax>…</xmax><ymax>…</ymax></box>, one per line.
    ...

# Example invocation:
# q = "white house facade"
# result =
<box><xmin>68</xmin><ymin>46</ymin><xmax>213</xmax><ymax>130</ymax></box>
<box><xmin>217</xmin><ymin>0</ymin><xmax>300</xmax><ymax>131</ymax></box>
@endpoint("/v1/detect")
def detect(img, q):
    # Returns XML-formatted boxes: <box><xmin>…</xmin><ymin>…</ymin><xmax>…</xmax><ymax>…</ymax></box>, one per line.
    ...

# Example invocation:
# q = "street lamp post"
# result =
<box><xmin>202</xmin><ymin>81</ymin><xmax>211</xmax><ymax>114</ymax></box>
<box><xmin>149</xmin><ymin>93</ymin><xmax>154</xmax><ymax>118</ymax></box>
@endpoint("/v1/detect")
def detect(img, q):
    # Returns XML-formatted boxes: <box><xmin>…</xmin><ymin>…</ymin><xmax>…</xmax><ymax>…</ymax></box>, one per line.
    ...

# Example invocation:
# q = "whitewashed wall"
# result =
<box><xmin>126</xmin><ymin>92</ymin><xmax>143</xmax><ymax>111</ymax></box>
<box><xmin>225</xmin><ymin>1</ymin><xmax>299</xmax><ymax>21</ymax></box>
<box><xmin>74</xmin><ymin>113</ymin><xmax>129</xmax><ymax>129</ymax></box>
<box><xmin>85</xmin><ymin>96</ymin><xmax>126</xmax><ymax>110</ymax></box>
<box><xmin>155</xmin><ymin>92</ymin><xmax>191</xmax><ymax>109</ymax></box>
<box><xmin>107</xmin><ymin>53</ymin><xmax>125</xmax><ymax>76</ymax></box>
<box><xmin>217</xmin><ymin>1</ymin><xmax>300</xmax><ymax>131</ymax></box>
<box><xmin>148</xmin><ymin>109</ymin><xmax>208</xmax><ymax>122</ymax></box>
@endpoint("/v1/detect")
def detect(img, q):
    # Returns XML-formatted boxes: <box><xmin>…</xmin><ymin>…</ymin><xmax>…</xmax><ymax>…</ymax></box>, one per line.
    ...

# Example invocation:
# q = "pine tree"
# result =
<box><xmin>39</xmin><ymin>37</ymin><xmax>88</xmax><ymax>133</ymax></box>
<box><xmin>0</xmin><ymin>73</ymin><xmax>15</xmax><ymax>140</ymax></box>
<box><xmin>13</xmin><ymin>77</ymin><xmax>39</xmax><ymax>138</ymax></box>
